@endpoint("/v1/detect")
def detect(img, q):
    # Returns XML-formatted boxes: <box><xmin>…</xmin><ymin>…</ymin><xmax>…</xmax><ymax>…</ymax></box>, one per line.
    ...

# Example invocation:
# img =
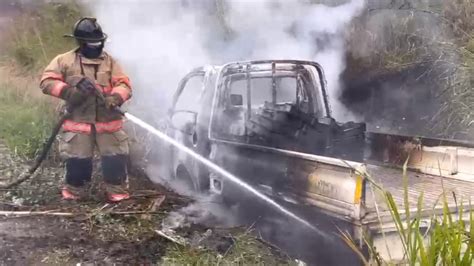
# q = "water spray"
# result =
<box><xmin>124</xmin><ymin>112</ymin><xmax>328</xmax><ymax>237</ymax></box>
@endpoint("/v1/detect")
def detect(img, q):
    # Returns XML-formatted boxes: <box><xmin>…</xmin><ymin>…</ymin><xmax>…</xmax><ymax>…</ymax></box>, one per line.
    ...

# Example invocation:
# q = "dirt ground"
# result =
<box><xmin>0</xmin><ymin>215</ymin><xmax>169</xmax><ymax>264</ymax></box>
<box><xmin>0</xmin><ymin>139</ymin><xmax>185</xmax><ymax>264</ymax></box>
<box><xmin>0</xmin><ymin>141</ymin><xmax>293</xmax><ymax>265</ymax></box>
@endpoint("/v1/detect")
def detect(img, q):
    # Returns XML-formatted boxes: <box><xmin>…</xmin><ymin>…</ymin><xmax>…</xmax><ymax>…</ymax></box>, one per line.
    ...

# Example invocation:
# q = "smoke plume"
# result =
<box><xmin>87</xmin><ymin>0</ymin><xmax>365</xmax><ymax>230</ymax></box>
<box><xmin>87</xmin><ymin>2</ymin><xmax>367</xmax><ymax>258</ymax></box>
<box><xmin>88</xmin><ymin>0</ymin><xmax>365</xmax><ymax>121</ymax></box>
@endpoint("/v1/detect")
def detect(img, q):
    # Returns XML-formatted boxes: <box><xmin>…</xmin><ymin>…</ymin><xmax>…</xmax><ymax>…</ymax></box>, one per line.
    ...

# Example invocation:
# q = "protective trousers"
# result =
<box><xmin>59</xmin><ymin>128</ymin><xmax>129</xmax><ymax>196</ymax></box>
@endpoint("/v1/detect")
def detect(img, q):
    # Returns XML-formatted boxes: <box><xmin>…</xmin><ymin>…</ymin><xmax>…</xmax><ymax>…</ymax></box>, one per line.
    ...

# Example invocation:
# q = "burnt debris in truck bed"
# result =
<box><xmin>243</xmin><ymin>102</ymin><xmax>366</xmax><ymax>161</ymax></box>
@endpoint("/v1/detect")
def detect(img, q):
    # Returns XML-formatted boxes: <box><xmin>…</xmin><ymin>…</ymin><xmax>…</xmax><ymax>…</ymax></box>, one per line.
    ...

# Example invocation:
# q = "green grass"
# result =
<box><xmin>383</xmin><ymin>168</ymin><xmax>473</xmax><ymax>265</ymax></box>
<box><xmin>162</xmin><ymin>231</ymin><xmax>294</xmax><ymax>265</ymax></box>
<box><xmin>0</xmin><ymin>83</ymin><xmax>56</xmax><ymax>159</ymax></box>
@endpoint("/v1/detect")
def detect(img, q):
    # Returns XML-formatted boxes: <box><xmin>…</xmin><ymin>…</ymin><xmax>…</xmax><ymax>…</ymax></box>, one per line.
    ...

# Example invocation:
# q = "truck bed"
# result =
<box><xmin>362</xmin><ymin>165</ymin><xmax>474</xmax><ymax>224</ymax></box>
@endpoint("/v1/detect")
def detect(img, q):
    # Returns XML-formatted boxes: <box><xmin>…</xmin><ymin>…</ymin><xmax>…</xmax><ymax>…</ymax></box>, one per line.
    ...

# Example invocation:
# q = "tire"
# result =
<box><xmin>175</xmin><ymin>165</ymin><xmax>196</xmax><ymax>192</ymax></box>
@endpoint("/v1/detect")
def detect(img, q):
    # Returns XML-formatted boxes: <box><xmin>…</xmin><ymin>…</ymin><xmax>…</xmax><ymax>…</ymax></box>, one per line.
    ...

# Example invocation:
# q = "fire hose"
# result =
<box><xmin>0</xmin><ymin>111</ymin><xmax>72</xmax><ymax>189</ymax></box>
<box><xmin>0</xmin><ymin>80</ymin><xmax>124</xmax><ymax>189</ymax></box>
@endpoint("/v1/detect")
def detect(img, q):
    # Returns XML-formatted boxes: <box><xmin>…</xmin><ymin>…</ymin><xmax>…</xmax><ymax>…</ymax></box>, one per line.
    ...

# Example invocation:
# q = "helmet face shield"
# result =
<box><xmin>79</xmin><ymin>40</ymin><xmax>105</xmax><ymax>59</ymax></box>
<box><xmin>85</xmin><ymin>41</ymin><xmax>103</xmax><ymax>47</ymax></box>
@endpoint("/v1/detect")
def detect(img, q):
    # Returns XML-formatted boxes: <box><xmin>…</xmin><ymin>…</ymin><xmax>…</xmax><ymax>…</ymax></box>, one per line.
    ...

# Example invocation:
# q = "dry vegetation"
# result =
<box><xmin>4</xmin><ymin>1</ymin><xmax>80</xmax><ymax>71</ymax></box>
<box><xmin>0</xmin><ymin>1</ymin><xmax>82</xmax><ymax>158</ymax></box>
<box><xmin>440</xmin><ymin>0</ymin><xmax>474</xmax><ymax>137</ymax></box>
<box><xmin>345</xmin><ymin>0</ymin><xmax>473</xmax><ymax>139</ymax></box>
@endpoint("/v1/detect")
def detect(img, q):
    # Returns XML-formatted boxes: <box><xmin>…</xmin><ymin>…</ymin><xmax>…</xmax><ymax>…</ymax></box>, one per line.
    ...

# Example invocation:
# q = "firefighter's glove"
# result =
<box><xmin>105</xmin><ymin>94</ymin><xmax>123</xmax><ymax>109</ymax></box>
<box><xmin>61</xmin><ymin>77</ymin><xmax>95</xmax><ymax>108</ymax></box>
<box><xmin>61</xmin><ymin>86</ymin><xmax>88</xmax><ymax>108</ymax></box>
<box><xmin>75</xmin><ymin>77</ymin><xmax>97</xmax><ymax>94</ymax></box>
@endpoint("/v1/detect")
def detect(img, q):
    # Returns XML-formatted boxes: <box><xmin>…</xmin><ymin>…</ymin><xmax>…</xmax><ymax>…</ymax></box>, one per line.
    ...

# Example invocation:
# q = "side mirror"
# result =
<box><xmin>230</xmin><ymin>94</ymin><xmax>243</xmax><ymax>106</ymax></box>
<box><xmin>170</xmin><ymin>110</ymin><xmax>197</xmax><ymax>135</ymax></box>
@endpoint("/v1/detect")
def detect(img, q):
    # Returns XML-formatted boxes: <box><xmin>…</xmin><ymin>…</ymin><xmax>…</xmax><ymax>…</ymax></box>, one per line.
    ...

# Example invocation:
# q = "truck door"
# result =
<box><xmin>167</xmin><ymin>69</ymin><xmax>210</xmax><ymax>191</ymax></box>
<box><xmin>209</xmin><ymin>63</ymin><xmax>318</xmax><ymax>201</ymax></box>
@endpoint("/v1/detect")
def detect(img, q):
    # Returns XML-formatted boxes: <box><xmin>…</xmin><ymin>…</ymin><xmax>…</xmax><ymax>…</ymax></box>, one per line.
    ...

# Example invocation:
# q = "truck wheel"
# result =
<box><xmin>176</xmin><ymin>165</ymin><xmax>196</xmax><ymax>192</ymax></box>
<box><xmin>195</xmin><ymin>167</ymin><xmax>210</xmax><ymax>192</ymax></box>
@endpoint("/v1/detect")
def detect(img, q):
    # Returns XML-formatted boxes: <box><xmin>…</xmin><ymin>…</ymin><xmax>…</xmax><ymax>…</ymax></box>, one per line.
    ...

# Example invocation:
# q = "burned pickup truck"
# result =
<box><xmin>156</xmin><ymin>60</ymin><xmax>474</xmax><ymax>262</ymax></box>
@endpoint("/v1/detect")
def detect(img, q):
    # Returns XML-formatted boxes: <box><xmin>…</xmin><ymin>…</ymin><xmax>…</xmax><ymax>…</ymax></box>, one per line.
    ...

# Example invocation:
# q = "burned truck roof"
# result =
<box><xmin>221</xmin><ymin>60</ymin><xmax>325</xmax><ymax>75</ymax></box>
<box><xmin>203</xmin><ymin>59</ymin><xmax>366</xmax><ymax>161</ymax></box>
<box><xmin>211</xmin><ymin>60</ymin><xmax>332</xmax><ymax>117</ymax></box>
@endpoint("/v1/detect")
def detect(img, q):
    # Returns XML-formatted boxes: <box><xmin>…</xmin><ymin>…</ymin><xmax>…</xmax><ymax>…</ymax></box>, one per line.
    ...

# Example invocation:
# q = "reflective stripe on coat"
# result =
<box><xmin>39</xmin><ymin>49</ymin><xmax>132</xmax><ymax>126</ymax></box>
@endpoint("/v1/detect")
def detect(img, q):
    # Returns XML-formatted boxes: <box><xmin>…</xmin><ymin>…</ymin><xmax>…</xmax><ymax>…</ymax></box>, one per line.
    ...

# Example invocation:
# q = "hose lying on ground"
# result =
<box><xmin>0</xmin><ymin>112</ymin><xmax>71</xmax><ymax>189</ymax></box>
<box><xmin>0</xmin><ymin>102</ymin><xmax>124</xmax><ymax>189</ymax></box>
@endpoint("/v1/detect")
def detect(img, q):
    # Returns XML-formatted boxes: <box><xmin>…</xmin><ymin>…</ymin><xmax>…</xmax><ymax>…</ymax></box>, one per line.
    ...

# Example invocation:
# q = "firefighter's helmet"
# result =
<box><xmin>65</xmin><ymin>17</ymin><xmax>107</xmax><ymax>42</ymax></box>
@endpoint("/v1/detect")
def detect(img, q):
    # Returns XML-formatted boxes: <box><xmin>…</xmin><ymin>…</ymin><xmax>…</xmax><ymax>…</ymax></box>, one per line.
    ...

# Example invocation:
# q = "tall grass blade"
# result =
<box><xmin>337</xmin><ymin>228</ymin><xmax>369</xmax><ymax>265</ymax></box>
<box><xmin>385</xmin><ymin>191</ymin><xmax>409</xmax><ymax>257</ymax></box>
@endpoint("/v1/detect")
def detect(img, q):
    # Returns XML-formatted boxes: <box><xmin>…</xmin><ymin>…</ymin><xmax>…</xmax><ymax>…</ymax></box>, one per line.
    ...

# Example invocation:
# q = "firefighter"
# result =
<box><xmin>40</xmin><ymin>18</ymin><xmax>132</xmax><ymax>202</ymax></box>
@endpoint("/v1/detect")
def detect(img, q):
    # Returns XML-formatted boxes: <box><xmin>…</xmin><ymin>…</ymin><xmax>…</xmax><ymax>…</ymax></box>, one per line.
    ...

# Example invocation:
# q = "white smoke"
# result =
<box><xmin>88</xmin><ymin>0</ymin><xmax>365</xmax><ymax>121</ymax></box>
<box><xmin>145</xmin><ymin>162</ymin><xmax>239</xmax><ymax>227</ymax></box>
<box><xmin>87</xmin><ymin>0</ymin><xmax>366</xmax><ymax>231</ymax></box>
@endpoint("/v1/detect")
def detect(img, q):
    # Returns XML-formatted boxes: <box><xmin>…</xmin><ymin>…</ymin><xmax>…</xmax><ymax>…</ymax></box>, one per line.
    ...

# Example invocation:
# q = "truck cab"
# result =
<box><xmin>165</xmin><ymin>60</ymin><xmax>365</xmax><ymax>190</ymax></box>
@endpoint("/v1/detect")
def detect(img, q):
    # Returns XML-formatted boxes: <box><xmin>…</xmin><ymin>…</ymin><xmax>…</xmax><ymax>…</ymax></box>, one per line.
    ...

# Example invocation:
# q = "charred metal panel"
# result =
<box><xmin>366</xmin><ymin>132</ymin><xmax>474</xmax><ymax>181</ymax></box>
<box><xmin>296</xmin><ymin>162</ymin><xmax>360</xmax><ymax>202</ymax></box>
<box><xmin>210</xmin><ymin>139</ymin><xmax>366</xmax><ymax>220</ymax></box>
<box><xmin>285</xmin><ymin>157</ymin><xmax>366</xmax><ymax>219</ymax></box>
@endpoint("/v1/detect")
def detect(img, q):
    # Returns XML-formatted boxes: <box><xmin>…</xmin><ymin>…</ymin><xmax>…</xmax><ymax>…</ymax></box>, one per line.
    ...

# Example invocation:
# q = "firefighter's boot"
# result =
<box><xmin>102</xmin><ymin>154</ymin><xmax>129</xmax><ymax>203</ymax></box>
<box><xmin>61</xmin><ymin>185</ymin><xmax>83</xmax><ymax>200</ymax></box>
<box><xmin>62</xmin><ymin>157</ymin><xmax>93</xmax><ymax>200</ymax></box>
<box><xmin>106</xmin><ymin>187</ymin><xmax>130</xmax><ymax>202</ymax></box>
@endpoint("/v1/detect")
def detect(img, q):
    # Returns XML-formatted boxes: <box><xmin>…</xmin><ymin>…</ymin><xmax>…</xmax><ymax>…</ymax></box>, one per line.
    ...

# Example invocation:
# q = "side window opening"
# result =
<box><xmin>214</xmin><ymin>76</ymin><xmax>248</xmax><ymax>137</ymax></box>
<box><xmin>215</xmin><ymin>72</ymin><xmax>312</xmax><ymax>140</ymax></box>
<box><xmin>211</xmin><ymin>63</ymin><xmax>327</xmax><ymax>150</ymax></box>
<box><xmin>172</xmin><ymin>74</ymin><xmax>204</xmax><ymax>133</ymax></box>
<box><xmin>276</xmin><ymin>77</ymin><xmax>297</xmax><ymax>104</ymax></box>
<box><xmin>175</xmin><ymin>75</ymin><xmax>205</xmax><ymax>113</ymax></box>
<box><xmin>226</xmin><ymin>74</ymin><xmax>311</xmax><ymax>116</ymax></box>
